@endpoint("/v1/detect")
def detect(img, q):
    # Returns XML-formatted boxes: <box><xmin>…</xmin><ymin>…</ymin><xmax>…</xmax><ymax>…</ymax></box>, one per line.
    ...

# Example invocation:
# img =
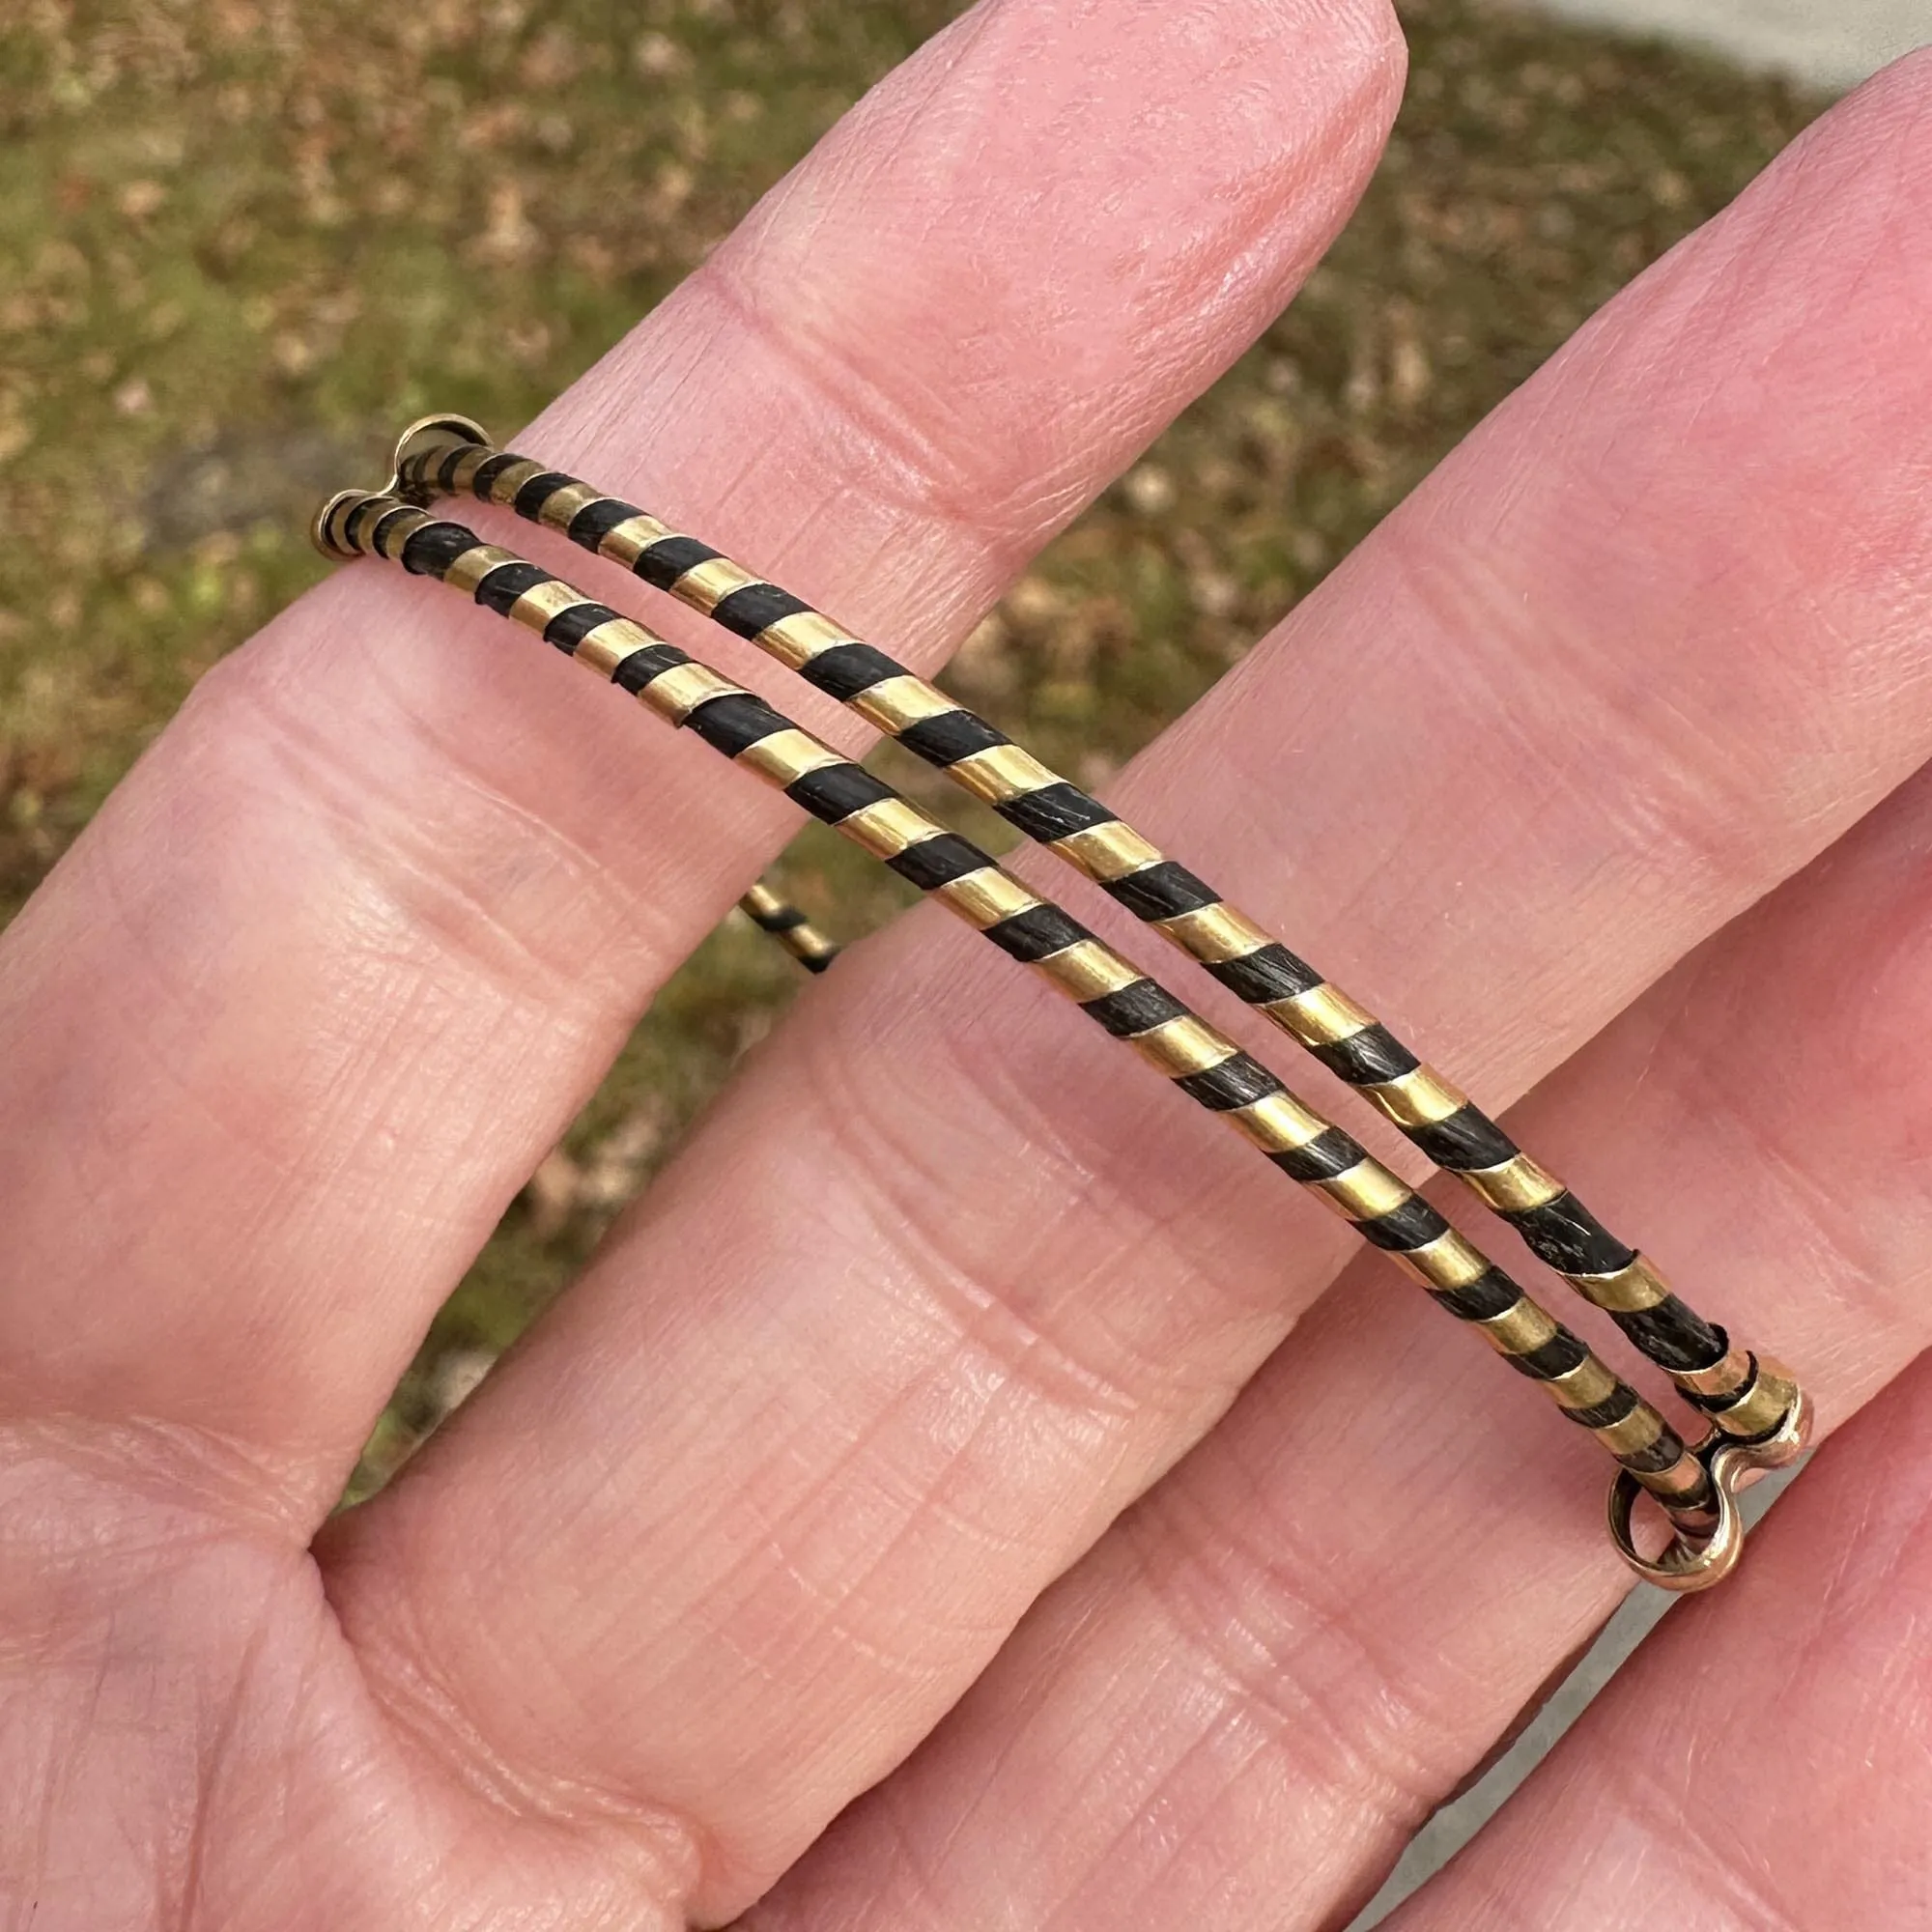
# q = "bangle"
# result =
<box><xmin>315</xmin><ymin>414</ymin><xmax>1809</xmax><ymax>1590</ymax></box>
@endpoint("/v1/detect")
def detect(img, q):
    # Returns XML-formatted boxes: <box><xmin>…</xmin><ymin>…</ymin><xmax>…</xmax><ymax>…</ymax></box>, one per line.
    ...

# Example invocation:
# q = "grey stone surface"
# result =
<box><xmin>1517</xmin><ymin>0</ymin><xmax>1928</xmax><ymax>85</ymax></box>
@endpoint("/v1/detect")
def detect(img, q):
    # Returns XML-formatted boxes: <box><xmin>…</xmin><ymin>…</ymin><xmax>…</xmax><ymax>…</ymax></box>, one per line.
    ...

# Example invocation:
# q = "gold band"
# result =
<box><xmin>317</xmin><ymin>423</ymin><xmax>1815</xmax><ymax>1595</ymax></box>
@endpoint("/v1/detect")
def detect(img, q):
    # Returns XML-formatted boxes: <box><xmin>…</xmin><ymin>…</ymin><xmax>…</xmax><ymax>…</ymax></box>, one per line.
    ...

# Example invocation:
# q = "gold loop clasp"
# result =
<box><xmin>310</xmin><ymin>413</ymin><xmax>491</xmax><ymax>559</ymax></box>
<box><xmin>1608</xmin><ymin>1371</ymin><xmax>1811</xmax><ymax>1592</ymax></box>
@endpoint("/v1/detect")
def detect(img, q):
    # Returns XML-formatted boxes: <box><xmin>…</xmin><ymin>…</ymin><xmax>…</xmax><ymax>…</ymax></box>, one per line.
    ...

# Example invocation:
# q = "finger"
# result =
<box><xmin>747</xmin><ymin>700</ymin><xmax>1932</xmax><ymax>1931</ymax></box>
<box><xmin>0</xmin><ymin>0</ymin><xmax>1403</xmax><ymax>1513</ymax></box>
<box><xmin>1381</xmin><ymin>1357</ymin><xmax>1932</xmax><ymax>1931</ymax></box>
<box><xmin>326</xmin><ymin>55</ymin><xmax>1932</xmax><ymax>1921</ymax></box>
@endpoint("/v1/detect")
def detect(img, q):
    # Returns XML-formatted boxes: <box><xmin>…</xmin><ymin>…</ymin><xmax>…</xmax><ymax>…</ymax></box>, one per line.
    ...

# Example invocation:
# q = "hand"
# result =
<box><xmin>6</xmin><ymin>5</ymin><xmax>1930</xmax><ymax>1926</ymax></box>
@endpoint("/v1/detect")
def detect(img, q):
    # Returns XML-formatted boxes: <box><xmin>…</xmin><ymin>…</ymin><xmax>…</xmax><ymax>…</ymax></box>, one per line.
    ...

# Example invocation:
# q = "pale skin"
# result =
<box><xmin>5</xmin><ymin>0</ymin><xmax>1932</xmax><ymax>1923</ymax></box>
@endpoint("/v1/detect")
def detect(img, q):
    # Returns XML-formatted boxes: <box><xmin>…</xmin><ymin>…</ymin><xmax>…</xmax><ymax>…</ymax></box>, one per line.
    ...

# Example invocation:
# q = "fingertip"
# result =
<box><xmin>668</xmin><ymin>0</ymin><xmax>1409</xmax><ymax>535</ymax></box>
<box><xmin>1299</xmin><ymin>0</ymin><xmax>1409</xmax><ymax>133</ymax></box>
<box><xmin>1741</xmin><ymin>36</ymin><xmax>1932</xmax><ymax>234</ymax></box>
<box><xmin>1838</xmin><ymin>37</ymin><xmax>1932</xmax><ymax>116</ymax></box>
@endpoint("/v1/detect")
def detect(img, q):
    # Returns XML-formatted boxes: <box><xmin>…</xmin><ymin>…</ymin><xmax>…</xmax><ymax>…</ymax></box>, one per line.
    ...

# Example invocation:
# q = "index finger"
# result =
<box><xmin>0</xmin><ymin>0</ymin><xmax>1406</xmax><ymax>1519</ymax></box>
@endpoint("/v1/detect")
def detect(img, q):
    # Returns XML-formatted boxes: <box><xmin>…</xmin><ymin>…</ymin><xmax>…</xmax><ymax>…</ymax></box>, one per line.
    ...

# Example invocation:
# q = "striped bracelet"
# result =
<box><xmin>314</xmin><ymin>413</ymin><xmax>1810</xmax><ymax>1590</ymax></box>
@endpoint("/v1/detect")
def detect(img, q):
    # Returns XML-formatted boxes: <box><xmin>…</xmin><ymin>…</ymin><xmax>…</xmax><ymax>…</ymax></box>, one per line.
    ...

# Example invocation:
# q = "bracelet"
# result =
<box><xmin>314</xmin><ymin>414</ymin><xmax>1809</xmax><ymax>1589</ymax></box>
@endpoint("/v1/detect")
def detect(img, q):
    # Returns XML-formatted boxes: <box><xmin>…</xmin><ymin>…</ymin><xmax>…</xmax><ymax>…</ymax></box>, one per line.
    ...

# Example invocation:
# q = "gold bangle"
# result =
<box><xmin>312</xmin><ymin>415</ymin><xmax>1813</xmax><ymax>1591</ymax></box>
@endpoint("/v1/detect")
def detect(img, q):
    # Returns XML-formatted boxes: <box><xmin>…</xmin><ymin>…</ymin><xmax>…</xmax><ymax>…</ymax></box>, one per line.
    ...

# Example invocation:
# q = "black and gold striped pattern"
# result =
<box><xmin>316</xmin><ymin>480</ymin><xmax>1717</xmax><ymax>1526</ymax></box>
<box><xmin>738</xmin><ymin>880</ymin><xmax>838</xmax><ymax>974</ymax></box>
<box><xmin>395</xmin><ymin>427</ymin><xmax>1791</xmax><ymax>1453</ymax></box>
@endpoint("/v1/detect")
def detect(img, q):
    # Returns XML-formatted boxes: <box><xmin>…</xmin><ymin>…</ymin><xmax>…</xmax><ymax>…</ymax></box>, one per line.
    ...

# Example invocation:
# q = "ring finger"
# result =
<box><xmin>752</xmin><ymin>746</ymin><xmax>1932</xmax><ymax>1930</ymax></box>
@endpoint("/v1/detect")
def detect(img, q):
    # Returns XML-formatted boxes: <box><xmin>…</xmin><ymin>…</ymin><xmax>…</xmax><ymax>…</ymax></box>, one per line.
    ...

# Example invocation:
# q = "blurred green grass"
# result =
<box><xmin>0</xmin><ymin>0</ymin><xmax>1824</xmax><ymax>1491</ymax></box>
